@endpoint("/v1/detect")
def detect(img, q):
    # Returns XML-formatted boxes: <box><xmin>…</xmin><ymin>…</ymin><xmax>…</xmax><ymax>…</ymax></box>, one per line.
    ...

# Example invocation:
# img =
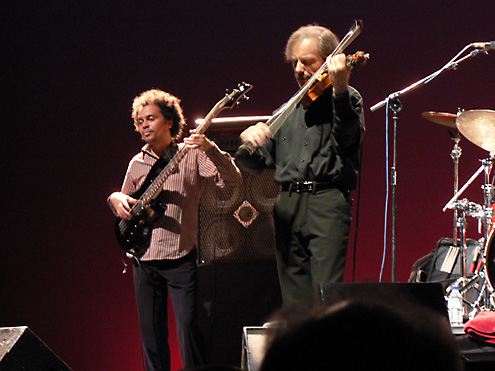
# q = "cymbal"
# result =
<box><xmin>456</xmin><ymin>110</ymin><xmax>495</xmax><ymax>151</ymax></box>
<box><xmin>421</xmin><ymin>111</ymin><xmax>457</xmax><ymax>128</ymax></box>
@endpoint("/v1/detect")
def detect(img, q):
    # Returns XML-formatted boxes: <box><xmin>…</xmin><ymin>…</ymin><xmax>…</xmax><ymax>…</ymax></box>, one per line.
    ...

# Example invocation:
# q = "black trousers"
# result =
<box><xmin>133</xmin><ymin>251</ymin><xmax>206</xmax><ymax>371</ymax></box>
<box><xmin>274</xmin><ymin>188</ymin><xmax>352</xmax><ymax>306</ymax></box>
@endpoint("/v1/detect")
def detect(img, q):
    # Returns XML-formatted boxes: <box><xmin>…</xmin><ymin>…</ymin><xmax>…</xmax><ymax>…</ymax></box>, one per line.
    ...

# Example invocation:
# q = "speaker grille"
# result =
<box><xmin>198</xmin><ymin>169</ymin><xmax>279</xmax><ymax>264</ymax></box>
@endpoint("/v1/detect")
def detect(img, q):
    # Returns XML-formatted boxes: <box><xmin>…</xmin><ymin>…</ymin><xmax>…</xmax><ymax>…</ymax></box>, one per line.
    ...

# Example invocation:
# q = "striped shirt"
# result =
<box><xmin>120</xmin><ymin>142</ymin><xmax>242</xmax><ymax>261</ymax></box>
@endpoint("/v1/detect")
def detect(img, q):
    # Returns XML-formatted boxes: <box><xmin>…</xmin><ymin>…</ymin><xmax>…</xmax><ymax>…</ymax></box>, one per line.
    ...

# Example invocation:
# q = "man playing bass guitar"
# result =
<box><xmin>107</xmin><ymin>88</ymin><xmax>242</xmax><ymax>371</ymax></box>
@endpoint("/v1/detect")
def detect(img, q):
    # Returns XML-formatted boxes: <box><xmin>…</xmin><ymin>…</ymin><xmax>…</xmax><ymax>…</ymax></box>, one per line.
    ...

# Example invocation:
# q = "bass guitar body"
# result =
<box><xmin>115</xmin><ymin>157</ymin><xmax>168</xmax><ymax>257</ymax></box>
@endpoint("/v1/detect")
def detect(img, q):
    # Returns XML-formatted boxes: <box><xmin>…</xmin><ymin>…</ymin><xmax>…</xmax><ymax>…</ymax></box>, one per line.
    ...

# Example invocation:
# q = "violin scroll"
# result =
<box><xmin>346</xmin><ymin>51</ymin><xmax>370</xmax><ymax>67</ymax></box>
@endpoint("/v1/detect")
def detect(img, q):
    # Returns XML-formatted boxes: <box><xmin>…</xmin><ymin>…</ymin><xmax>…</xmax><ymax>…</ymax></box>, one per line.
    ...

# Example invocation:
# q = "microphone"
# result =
<box><xmin>471</xmin><ymin>41</ymin><xmax>495</xmax><ymax>49</ymax></box>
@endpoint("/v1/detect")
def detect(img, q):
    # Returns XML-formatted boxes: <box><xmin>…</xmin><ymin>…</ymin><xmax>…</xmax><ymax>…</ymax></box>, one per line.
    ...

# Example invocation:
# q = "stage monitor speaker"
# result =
<box><xmin>319</xmin><ymin>282</ymin><xmax>449</xmax><ymax>320</ymax></box>
<box><xmin>241</xmin><ymin>326</ymin><xmax>273</xmax><ymax>371</ymax></box>
<box><xmin>198</xmin><ymin>169</ymin><xmax>279</xmax><ymax>264</ymax></box>
<box><xmin>0</xmin><ymin>326</ymin><xmax>71</xmax><ymax>371</ymax></box>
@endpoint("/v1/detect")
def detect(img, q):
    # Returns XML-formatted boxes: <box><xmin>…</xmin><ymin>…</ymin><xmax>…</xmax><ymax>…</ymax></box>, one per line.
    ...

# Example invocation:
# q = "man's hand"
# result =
<box><xmin>240</xmin><ymin>122</ymin><xmax>271</xmax><ymax>147</ymax></box>
<box><xmin>326</xmin><ymin>53</ymin><xmax>351</xmax><ymax>96</ymax></box>
<box><xmin>108</xmin><ymin>192</ymin><xmax>137</xmax><ymax>220</ymax></box>
<box><xmin>184</xmin><ymin>129</ymin><xmax>214</xmax><ymax>152</ymax></box>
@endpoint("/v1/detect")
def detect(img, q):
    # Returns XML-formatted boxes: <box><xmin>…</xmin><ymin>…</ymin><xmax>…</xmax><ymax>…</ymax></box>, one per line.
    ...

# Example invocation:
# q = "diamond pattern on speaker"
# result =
<box><xmin>233</xmin><ymin>200</ymin><xmax>259</xmax><ymax>228</ymax></box>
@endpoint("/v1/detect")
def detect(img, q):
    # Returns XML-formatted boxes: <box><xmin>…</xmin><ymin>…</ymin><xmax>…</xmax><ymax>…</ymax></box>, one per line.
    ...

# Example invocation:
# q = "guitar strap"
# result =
<box><xmin>147</xmin><ymin>142</ymin><xmax>179</xmax><ymax>214</ymax></box>
<box><xmin>162</xmin><ymin>142</ymin><xmax>179</xmax><ymax>161</ymax></box>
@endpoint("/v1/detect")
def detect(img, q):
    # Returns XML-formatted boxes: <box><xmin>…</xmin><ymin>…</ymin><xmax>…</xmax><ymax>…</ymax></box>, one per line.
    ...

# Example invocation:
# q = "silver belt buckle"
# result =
<box><xmin>303</xmin><ymin>180</ymin><xmax>314</xmax><ymax>192</ymax></box>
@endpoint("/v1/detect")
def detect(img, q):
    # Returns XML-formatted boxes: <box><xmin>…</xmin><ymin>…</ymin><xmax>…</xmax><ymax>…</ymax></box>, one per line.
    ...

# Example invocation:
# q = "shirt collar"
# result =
<box><xmin>140</xmin><ymin>142</ymin><xmax>179</xmax><ymax>160</ymax></box>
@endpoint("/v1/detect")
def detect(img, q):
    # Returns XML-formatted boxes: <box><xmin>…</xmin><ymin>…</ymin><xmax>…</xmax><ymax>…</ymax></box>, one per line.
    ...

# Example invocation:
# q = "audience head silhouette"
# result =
<box><xmin>260</xmin><ymin>299</ymin><xmax>464</xmax><ymax>371</ymax></box>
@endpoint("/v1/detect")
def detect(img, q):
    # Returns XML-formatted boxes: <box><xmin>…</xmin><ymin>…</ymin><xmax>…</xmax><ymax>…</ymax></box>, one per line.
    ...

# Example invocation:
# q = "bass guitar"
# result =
<box><xmin>115</xmin><ymin>82</ymin><xmax>253</xmax><ymax>257</ymax></box>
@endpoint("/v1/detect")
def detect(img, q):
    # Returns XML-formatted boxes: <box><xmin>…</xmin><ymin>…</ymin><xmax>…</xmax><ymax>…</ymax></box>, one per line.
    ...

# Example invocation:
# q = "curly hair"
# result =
<box><xmin>131</xmin><ymin>89</ymin><xmax>185</xmax><ymax>140</ymax></box>
<box><xmin>285</xmin><ymin>24</ymin><xmax>340</xmax><ymax>62</ymax></box>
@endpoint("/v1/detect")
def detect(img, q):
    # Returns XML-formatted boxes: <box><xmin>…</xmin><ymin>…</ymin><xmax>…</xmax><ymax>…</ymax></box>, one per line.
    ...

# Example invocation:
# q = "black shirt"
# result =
<box><xmin>236</xmin><ymin>87</ymin><xmax>365</xmax><ymax>191</ymax></box>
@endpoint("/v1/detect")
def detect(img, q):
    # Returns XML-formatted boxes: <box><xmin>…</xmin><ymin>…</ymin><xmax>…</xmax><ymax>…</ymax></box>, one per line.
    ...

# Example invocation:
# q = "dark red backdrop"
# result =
<box><xmin>2</xmin><ymin>1</ymin><xmax>494</xmax><ymax>370</ymax></box>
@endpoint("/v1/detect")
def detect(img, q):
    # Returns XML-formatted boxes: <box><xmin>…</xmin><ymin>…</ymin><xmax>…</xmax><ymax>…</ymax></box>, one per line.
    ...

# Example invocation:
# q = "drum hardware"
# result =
<box><xmin>421</xmin><ymin>112</ymin><xmax>469</xmax><ymax>281</ymax></box>
<box><xmin>466</xmin><ymin>271</ymin><xmax>495</xmax><ymax>318</ymax></box>
<box><xmin>451</xmin><ymin>127</ymin><xmax>462</xmax><ymax>243</ymax></box>
<box><xmin>446</xmin><ymin>238</ymin><xmax>495</xmax><ymax>321</ymax></box>
<box><xmin>423</xmin><ymin>111</ymin><xmax>468</xmax><ymax>263</ymax></box>
<box><xmin>445</xmin><ymin>161</ymin><xmax>495</xmax><ymax>316</ymax></box>
<box><xmin>428</xmin><ymin>109</ymin><xmax>495</xmax><ymax>317</ymax></box>
<box><xmin>440</xmin><ymin>200</ymin><xmax>483</xmax><ymax>274</ymax></box>
<box><xmin>454</xmin><ymin>273</ymin><xmax>487</xmax><ymax>320</ymax></box>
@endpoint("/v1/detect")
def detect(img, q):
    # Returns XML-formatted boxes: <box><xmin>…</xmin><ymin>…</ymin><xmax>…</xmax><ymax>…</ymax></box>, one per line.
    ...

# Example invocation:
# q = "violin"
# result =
<box><xmin>300</xmin><ymin>51</ymin><xmax>369</xmax><ymax>108</ymax></box>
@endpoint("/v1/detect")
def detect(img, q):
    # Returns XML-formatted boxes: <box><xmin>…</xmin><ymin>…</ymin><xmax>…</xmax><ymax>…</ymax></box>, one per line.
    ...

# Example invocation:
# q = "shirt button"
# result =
<box><xmin>304</xmin><ymin>142</ymin><xmax>308</xmax><ymax>146</ymax></box>
<box><xmin>301</xmin><ymin>159</ymin><xmax>304</xmax><ymax>162</ymax></box>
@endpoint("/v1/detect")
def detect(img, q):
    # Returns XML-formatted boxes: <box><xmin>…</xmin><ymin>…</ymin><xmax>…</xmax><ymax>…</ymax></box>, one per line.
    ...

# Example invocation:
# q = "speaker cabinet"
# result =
<box><xmin>197</xmin><ymin>123</ymin><xmax>282</xmax><ymax>367</ymax></box>
<box><xmin>0</xmin><ymin>326</ymin><xmax>71</xmax><ymax>370</ymax></box>
<box><xmin>241</xmin><ymin>326</ymin><xmax>274</xmax><ymax>371</ymax></box>
<box><xmin>198</xmin><ymin>169</ymin><xmax>279</xmax><ymax>264</ymax></box>
<box><xmin>197</xmin><ymin>262</ymin><xmax>282</xmax><ymax>367</ymax></box>
<box><xmin>319</xmin><ymin>282</ymin><xmax>449</xmax><ymax>319</ymax></box>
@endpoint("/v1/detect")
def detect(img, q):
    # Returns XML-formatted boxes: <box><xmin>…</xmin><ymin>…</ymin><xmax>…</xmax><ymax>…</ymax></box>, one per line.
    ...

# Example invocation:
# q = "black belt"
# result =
<box><xmin>281</xmin><ymin>180</ymin><xmax>336</xmax><ymax>195</ymax></box>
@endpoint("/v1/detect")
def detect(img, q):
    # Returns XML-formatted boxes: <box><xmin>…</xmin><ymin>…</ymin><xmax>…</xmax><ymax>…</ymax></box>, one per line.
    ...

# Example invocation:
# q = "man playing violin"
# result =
<box><xmin>236</xmin><ymin>25</ymin><xmax>365</xmax><ymax>306</ymax></box>
<box><xmin>108</xmin><ymin>89</ymin><xmax>242</xmax><ymax>370</ymax></box>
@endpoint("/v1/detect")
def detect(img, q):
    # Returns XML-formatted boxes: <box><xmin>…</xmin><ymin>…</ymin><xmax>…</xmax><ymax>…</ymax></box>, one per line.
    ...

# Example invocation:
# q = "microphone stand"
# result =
<box><xmin>389</xmin><ymin>98</ymin><xmax>401</xmax><ymax>282</ymax></box>
<box><xmin>370</xmin><ymin>43</ymin><xmax>491</xmax><ymax>282</ymax></box>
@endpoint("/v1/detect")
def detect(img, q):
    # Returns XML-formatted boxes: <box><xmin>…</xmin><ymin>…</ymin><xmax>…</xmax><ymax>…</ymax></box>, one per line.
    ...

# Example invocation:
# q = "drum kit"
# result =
<box><xmin>423</xmin><ymin>109</ymin><xmax>495</xmax><ymax>319</ymax></box>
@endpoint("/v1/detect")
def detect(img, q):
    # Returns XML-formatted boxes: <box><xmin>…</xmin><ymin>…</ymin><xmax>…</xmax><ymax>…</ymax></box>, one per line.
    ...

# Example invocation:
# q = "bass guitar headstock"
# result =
<box><xmin>223</xmin><ymin>82</ymin><xmax>253</xmax><ymax>109</ymax></box>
